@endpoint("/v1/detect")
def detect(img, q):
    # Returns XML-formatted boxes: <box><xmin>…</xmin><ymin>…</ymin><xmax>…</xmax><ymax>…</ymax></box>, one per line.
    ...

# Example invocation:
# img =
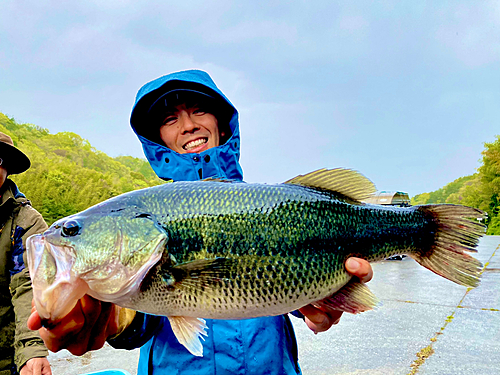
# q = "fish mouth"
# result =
<box><xmin>26</xmin><ymin>228</ymin><xmax>167</xmax><ymax>322</ymax></box>
<box><xmin>27</xmin><ymin>234</ymin><xmax>89</xmax><ymax>321</ymax></box>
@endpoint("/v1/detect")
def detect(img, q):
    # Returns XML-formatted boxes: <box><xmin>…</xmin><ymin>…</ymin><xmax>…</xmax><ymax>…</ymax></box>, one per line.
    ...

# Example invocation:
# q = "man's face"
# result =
<box><xmin>159</xmin><ymin>103</ymin><xmax>224</xmax><ymax>154</ymax></box>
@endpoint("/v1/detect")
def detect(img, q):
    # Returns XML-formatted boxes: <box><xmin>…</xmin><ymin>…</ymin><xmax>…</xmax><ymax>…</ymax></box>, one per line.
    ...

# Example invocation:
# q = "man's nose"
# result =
<box><xmin>179</xmin><ymin>114</ymin><xmax>198</xmax><ymax>133</ymax></box>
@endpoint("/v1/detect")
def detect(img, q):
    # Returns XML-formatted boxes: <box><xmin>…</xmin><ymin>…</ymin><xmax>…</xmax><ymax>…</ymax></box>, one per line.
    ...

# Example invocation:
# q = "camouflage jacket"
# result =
<box><xmin>0</xmin><ymin>180</ymin><xmax>48</xmax><ymax>375</ymax></box>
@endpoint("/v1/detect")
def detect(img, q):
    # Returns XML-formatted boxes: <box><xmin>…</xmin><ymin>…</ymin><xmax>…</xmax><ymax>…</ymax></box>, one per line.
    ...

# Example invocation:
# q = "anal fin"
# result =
<box><xmin>168</xmin><ymin>316</ymin><xmax>208</xmax><ymax>357</ymax></box>
<box><xmin>313</xmin><ymin>279</ymin><xmax>378</xmax><ymax>314</ymax></box>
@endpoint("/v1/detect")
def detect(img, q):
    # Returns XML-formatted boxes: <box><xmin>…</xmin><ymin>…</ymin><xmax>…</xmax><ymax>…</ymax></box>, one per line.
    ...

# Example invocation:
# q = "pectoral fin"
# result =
<box><xmin>168</xmin><ymin>316</ymin><xmax>208</xmax><ymax>356</ymax></box>
<box><xmin>163</xmin><ymin>257</ymin><xmax>236</xmax><ymax>290</ymax></box>
<box><xmin>314</xmin><ymin>279</ymin><xmax>378</xmax><ymax>314</ymax></box>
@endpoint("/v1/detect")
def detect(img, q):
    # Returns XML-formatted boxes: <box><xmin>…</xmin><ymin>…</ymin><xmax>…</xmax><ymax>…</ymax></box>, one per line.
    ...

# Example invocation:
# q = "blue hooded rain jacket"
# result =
<box><xmin>109</xmin><ymin>70</ymin><xmax>302</xmax><ymax>375</ymax></box>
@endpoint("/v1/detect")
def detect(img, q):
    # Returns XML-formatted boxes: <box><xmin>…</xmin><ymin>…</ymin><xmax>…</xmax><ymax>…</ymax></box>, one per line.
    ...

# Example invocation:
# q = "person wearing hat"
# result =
<box><xmin>28</xmin><ymin>70</ymin><xmax>373</xmax><ymax>374</ymax></box>
<box><xmin>0</xmin><ymin>132</ymin><xmax>51</xmax><ymax>375</ymax></box>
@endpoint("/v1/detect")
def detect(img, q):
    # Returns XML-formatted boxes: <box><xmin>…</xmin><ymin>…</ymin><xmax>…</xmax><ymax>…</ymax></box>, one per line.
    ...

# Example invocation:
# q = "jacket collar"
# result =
<box><xmin>0</xmin><ymin>179</ymin><xmax>26</xmax><ymax>206</ymax></box>
<box><xmin>138</xmin><ymin>134</ymin><xmax>242</xmax><ymax>181</ymax></box>
<box><xmin>0</xmin><ymin>180</ymin><xmax>27</xmax><ymax>223</ymax></box>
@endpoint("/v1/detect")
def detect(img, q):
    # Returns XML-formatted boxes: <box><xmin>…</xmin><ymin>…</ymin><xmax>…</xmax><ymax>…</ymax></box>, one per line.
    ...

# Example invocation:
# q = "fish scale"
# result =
<box><xmin>27</xmin><ymin>168</ymin><xmax>486</xmax><ymax>357</ymax></box>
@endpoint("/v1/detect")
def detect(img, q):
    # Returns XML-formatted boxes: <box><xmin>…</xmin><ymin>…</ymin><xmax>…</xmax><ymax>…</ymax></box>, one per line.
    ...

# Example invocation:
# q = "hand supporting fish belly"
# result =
<box><xmin>27</xmin><ymin>168</ymin><xmax>486</xmax><ymax>356</ymax></box>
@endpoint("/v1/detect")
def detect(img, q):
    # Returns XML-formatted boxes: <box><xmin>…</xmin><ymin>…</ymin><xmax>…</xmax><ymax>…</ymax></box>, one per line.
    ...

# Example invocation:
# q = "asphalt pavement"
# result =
<box><xmin>48</xmin><ymin>236</ymin><xmax>500</xmax><ymax>375</ymax></box>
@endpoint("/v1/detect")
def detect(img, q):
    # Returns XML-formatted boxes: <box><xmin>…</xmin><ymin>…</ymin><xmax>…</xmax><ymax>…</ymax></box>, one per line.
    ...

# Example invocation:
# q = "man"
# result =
<box><xmin>0</xmin><ymin>132</ymin><xmax>51</xmax><ymax>375</ymax></box>
<box><xmin>29</xmin><ymin>70</ymin><xmax>373</xmax><ymax>374</ymax></box>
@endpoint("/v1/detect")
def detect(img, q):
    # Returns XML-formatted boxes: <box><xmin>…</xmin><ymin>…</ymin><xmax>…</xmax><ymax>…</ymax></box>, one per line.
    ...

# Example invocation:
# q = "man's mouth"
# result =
<box><xmin>183</xmin><ymin>138</ymin><xmax>208</xmax><ymax>151</ymax></box>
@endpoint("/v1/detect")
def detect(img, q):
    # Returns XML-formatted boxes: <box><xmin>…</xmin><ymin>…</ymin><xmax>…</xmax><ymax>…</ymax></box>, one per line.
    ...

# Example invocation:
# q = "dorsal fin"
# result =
<box><xmin>284</xmin><ymin>168</ymin><xmax>376</xmax><ymax>202</ymax></box>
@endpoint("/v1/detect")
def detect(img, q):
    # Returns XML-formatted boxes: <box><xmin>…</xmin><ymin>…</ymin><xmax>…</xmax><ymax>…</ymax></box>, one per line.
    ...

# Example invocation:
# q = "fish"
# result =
<box><xmin>26</xmin><ymin>168</ymin><xmax>486</xmax><ymax>356</ymax></box>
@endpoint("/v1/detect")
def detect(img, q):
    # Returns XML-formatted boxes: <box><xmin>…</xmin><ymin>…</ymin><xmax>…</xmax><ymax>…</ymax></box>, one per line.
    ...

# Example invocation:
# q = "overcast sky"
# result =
<box><xmin>1</xmin><ymin>1</ymin><xmax>499</xmax><ymax>197</ymax></box>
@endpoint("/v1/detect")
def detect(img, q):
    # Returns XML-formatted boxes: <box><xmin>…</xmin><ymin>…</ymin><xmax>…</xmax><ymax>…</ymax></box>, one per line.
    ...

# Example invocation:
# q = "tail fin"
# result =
<box><xmin>411</xmin><ymin>205</ymin><xmax>486</xmax><ymax>287</ymax></box>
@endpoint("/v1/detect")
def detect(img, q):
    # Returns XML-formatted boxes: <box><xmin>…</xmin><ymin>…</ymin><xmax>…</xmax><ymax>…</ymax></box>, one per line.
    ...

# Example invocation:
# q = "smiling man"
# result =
<box><xmin>159</xmin><ymin>97</ymin><xmax>223</xmax><ymax>154</ymax></box>
<box><xmin>29</xmin><ymin>70</ymin><xmax>373</xmax><ymax>375</ymax></box>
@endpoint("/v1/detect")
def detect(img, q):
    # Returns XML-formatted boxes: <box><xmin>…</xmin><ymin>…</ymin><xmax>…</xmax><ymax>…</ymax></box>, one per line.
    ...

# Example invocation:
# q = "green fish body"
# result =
<box><xmin>27</xmin><ymin>169</ymin><xmax>485</xmax><ymax>356</ymax></box>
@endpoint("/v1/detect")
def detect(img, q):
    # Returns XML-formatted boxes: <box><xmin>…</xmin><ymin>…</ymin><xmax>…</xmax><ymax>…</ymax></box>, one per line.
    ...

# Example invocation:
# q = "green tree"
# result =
<box><xmin>478</xmin><ymin>136</ymin><xmax>500</xmax><ymax>220</ymax></box>
<box><xmin>411</xmin><ymin>135</ymin><xmax>500</xmax><ymax>235</ymax></box>
<box><xmin>1</xmin><ymin>113</ymin><xmax>163</xmax><ymax>225</ymax></box>
<box><xmin>411</xmin><ymin>175</ymin><xmax>475</xmax><ymax>205</ymax></box>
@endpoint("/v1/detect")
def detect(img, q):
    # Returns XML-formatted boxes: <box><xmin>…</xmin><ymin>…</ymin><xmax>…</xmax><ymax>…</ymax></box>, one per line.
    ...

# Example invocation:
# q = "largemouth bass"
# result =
<box><xmin>27</xmin><ymin>168</ymin><xmax>485</xmax><ymax>356</ymax></box>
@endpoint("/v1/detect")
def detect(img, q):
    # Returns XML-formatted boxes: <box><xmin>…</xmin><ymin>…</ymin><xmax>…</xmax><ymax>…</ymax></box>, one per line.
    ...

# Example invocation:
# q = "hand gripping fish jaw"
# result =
<box><xmin>27</xmin><ymin>211</ymin><xmax>168</xmax><ymax>323</ymax></box>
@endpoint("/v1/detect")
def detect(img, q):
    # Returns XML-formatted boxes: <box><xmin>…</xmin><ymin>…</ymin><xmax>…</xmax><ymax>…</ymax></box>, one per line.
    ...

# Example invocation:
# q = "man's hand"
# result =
<box><xmin>27</xmin><ymin>296</ymin><xmax>120</xmax><ymax>356</ymax></box>
<box><xmin>20</xmin><ymin>357</ymin><xmax>52</xmax><ymax>375</ymax></box>
<box><xmin>298</xmin><ymin>257</ymin><xmax>373</xmax><ymax>333</ymax></box>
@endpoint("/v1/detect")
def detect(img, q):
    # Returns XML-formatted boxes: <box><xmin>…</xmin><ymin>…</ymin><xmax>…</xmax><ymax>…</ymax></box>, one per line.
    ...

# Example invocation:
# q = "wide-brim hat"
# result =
<box><xmin>0</xmin><ymin>132</ymin><xmax>31</xmax><ymax>174</ymax></box>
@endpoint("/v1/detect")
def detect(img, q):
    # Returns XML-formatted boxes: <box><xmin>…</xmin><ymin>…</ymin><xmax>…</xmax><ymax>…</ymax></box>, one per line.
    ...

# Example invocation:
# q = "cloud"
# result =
<box><xmin>434</xmin><ymin>1</ymin><xmax>500</xmax><ymax>68</ymax></box>
<box><xmin>0</xmin><ymin>0</ymin><xmax>498</xmax><ymax>197</ymax></box>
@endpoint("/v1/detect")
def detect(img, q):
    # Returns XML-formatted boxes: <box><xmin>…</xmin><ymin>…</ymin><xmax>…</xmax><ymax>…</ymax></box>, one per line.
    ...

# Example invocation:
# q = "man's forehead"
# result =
<box><xmin>164</xmin><ymin>90</ymin><xmax>210</xmax><ymax>106</ymax></box>
<box><xmin>163</xmin><ymin>101</ymin><xmax>202</xmax><ymax>114</ymax></box>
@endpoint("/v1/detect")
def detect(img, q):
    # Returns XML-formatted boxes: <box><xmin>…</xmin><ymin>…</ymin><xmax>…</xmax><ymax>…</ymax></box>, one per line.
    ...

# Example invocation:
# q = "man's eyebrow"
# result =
<box><xmin>163</xmin><ymin>110</ymin><xmax>176</xmax><ymax>117</ymax></box>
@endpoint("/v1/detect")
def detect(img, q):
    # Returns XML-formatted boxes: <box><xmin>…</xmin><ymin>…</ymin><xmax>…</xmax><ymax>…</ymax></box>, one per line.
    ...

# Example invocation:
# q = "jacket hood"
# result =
<box><xmin>130</xmin><ymin>70</ymin><xmax>243</xmax><ymax>182</ymax></box>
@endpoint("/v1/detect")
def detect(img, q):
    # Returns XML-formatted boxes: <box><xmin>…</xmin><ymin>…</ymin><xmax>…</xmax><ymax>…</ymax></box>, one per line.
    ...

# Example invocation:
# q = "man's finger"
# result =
<box><xmin>33</xmin><ymin>360</ymin><xmax>42</xmax><ymax>375</ymax></box>
<box><xmin>345</xmin><ymin>257</ymin><xmax>373</xmax><ymax>283</ymax></box>
<box><xmin>27</xmin><ymin>310</ymin><xmax>42</xmax><ymax>331</ymax></box>
<box><xmin>37</xmin><ymin>299</ymin><xmax>86</xmax><ymax>352</ymax></box>
<box><xmin>88</xmin><ymin>301</ymin><xmax>114</xmax><ymax>351</ymax></box>
<box><xmin>66</xmin><ymin>297</ymin><xmax>102</xmax><ymax>356</ymax></box>
<box><xmin>299</xmin><ymin>305</ymin><xmax>342</xmax><ymax>333</ymax></box>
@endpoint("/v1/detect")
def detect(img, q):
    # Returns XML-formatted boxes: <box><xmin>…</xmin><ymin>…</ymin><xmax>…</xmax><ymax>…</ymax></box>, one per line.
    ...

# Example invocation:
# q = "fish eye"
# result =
<box><xmin>61</xmin><ymin>220</ymin><xmax>81</xmax><ymax>237</ymax></box>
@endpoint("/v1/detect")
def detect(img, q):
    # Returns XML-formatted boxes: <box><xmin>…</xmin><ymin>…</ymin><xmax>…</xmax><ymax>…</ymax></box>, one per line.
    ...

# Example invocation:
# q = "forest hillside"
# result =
<box><xmin>412</xmin><ymin>135</ymin><xmax>500</xmax><ymax>235</ymax></box>
<box><xmin>0</xmin><ymin>113</ymin><xmax>163</xmax><ymax>224</ymax></box>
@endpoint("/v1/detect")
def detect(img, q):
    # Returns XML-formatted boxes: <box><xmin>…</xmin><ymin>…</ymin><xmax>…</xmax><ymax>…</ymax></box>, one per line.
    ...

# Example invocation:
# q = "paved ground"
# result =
<box><xmin>48</xmin><ymin>236</ymin><xmax>500</xmax><ymax>375</ymax></box>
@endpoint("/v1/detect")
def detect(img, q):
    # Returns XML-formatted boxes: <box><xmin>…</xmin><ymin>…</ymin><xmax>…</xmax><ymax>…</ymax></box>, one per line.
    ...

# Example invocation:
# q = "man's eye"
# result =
<box><xmin>193</xmin><ymin>109</ymin><xmax>206</xmax><ymax>115</ymax></box>
<box><xmin>163</xmin><ymin>116</ymin><xmax>177</xmax><ymax>125</ymax></box>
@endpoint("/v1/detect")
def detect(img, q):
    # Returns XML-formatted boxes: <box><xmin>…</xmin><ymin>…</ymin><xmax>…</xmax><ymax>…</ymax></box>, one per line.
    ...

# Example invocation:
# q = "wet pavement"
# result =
<box><xmin>294</xmin><ymin>235</ymin><xmax>500</xmax><ymax>375</ymax></box>
<box><xmin>48</xmin><ymin>236</ymin><xmax>500</xmax><ymax>375</ymax></box>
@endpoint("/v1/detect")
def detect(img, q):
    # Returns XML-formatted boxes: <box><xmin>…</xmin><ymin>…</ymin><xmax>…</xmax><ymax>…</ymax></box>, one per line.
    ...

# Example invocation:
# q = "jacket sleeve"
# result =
<box><xmin>9</xmin><ymin>205</ymin><xmax>49</xmax><ymax>371</ymax></box>
<box><xmin>107</xmin><ymin>311</ymin><xmax>164</xmax><ymax>350</ymax></box>
<box><xmin>289</xmin><ymin>310</ymin><xmax>304</xmax><ymax>319</ymax></box>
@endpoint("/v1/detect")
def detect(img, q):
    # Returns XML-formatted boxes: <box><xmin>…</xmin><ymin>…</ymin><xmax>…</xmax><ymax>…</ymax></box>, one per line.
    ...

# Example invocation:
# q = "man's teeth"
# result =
<box><xmin>184</xmin><ymin>138</ymin><xmax>207</xmax><ymax>150</ymax></box>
